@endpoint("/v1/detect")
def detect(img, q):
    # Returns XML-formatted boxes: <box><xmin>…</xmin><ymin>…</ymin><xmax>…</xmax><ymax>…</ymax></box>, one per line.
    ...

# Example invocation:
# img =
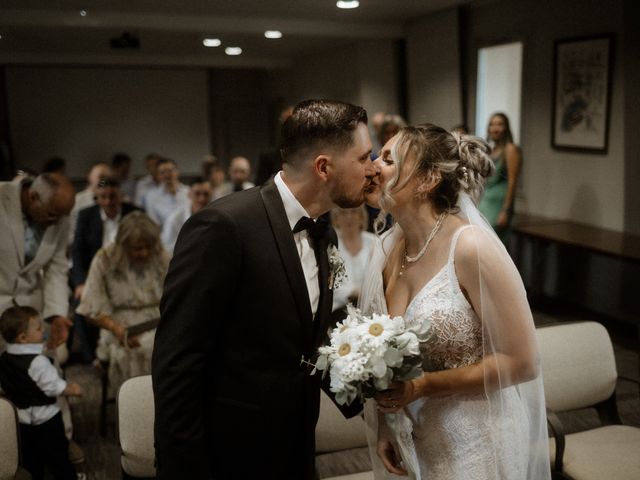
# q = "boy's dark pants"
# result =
<box><xmin>19</xmin><ymin>412</ymin><xmax>76</xmax><ymax>480</ymax></box>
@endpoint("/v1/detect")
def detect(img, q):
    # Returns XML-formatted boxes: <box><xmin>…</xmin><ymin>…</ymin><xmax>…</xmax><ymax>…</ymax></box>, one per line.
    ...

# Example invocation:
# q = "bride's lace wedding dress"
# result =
<box><xmin>369</xmin><ymin>225</ymin><xmax>531</xmax><ymax>479</ymax></box>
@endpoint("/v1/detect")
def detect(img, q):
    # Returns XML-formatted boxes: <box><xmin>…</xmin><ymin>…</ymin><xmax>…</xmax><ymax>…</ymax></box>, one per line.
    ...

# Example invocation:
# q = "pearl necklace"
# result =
<box><xmin>399</xmin><ymin>212</ymin><xmax>447</xmax><ymax>277</ymax></box>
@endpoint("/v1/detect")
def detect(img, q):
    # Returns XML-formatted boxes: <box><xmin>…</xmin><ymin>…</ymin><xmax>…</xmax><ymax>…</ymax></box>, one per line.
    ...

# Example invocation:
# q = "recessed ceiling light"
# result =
<box><xmin>225</xmin><ymin>47</ymin><xmax>242</xmax><ymax>56</ymax></box>
<box><xmin>336</xmin><ymin>1</ymin><xmax>359</xmax><ymax>9</ymax></box>
<box><xmin>79</xmin><ymin>10</ymin><xmax>88</xmax><ymax>17</ymax></box>
<box><xmin>264</xmin><ymin>30</ymin><xmax>283</xmax><ymax>39</ymax></box>
<box><xmin>203</xmin><ymin>38</ymin><xmax>221</xmax><ymax>47</ymax></box>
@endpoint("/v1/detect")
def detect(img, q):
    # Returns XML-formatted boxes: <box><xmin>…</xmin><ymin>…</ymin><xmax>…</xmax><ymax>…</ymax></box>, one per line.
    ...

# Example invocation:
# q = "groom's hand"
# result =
<box><xmin>377</xmin><ymin>439</ymin><xmax>408</xmax><ymax>476</ymax></box>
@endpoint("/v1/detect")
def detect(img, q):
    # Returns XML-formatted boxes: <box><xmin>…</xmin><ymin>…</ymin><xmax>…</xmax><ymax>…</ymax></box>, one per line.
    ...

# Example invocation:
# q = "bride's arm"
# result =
<box><xmin>376</xmin><ymin>227</ymin><xmax>539</xmax><ymax>410</ymax></box>
<box><xmin>376</xmin><ymin>411</ymin><xmax>408</xmax><ymax>475</ymax></box>
<box><xmin>420</xmin><ymin>228</ymin><xmax>538</xmax><ymax>396</ymax></box>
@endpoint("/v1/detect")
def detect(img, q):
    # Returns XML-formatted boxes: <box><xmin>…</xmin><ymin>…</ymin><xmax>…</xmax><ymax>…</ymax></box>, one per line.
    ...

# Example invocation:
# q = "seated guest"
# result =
<box><xmin>0</xmin><ymin>305</ymin><xmax>83</xmax><ymax>480</ymax></box>
<box><xmin>77</xmin><ymin>211</ymin><xmax>168</xmax><ymax>395</ymax></box>
<box><xmin>254</xmin><ymin>105</ymin><xmax>293</xmax><ymax>185</ymax></box>
<box><xmin>204</xmin><ymin>155</ymin><xmax>227</xmax><ymax>200</ymax></box>
<box><xmin>68</xmin><ymin>161</ymin><xmax>112</xmax><ymax>245</ymax></box>
<box><xmin>201</xmin><ymin>154</ymin><xmax>218</xmax><ymax>179</ymax></box>
<box><xmin>111</xmin><ymin>153</ymin><xmax>136</xmax><ymax>203</ymax></box>
<box><xmin>376</xmin><ymin>114</ymin><xmax>407</xmax><ymax>157</ymax></box>
<box><xmin>134</xmin><ymin>153</ymin><xmax>162</xmax><ymax>208</ymax></box>
<box><xmin>161</xmin><ymin>177</ymin><xmax>212</xmax><ymax>254</ymax></box>
<box><xmin>330</xmin><ymin>206</ymin><xmax>376</xmax><ymax>314</ymax></box>
<box><xmin>143</xmin><ymin>158</ymin><xmax>189</xmax><ymax>226</ymax></box>
<box><xmin>41</xmin><ymin>156</ymin><xmax>67</xmax><ymax>175</ymax></box>
<box><xmin>217</xmin><ymin>156</ymin><xmax>255</xmax><ymax>197</ymax></box>
<box><xmin>70</xmin><ymin>177</ymin><xmax>139</xmax><ymax>363</ymax></box>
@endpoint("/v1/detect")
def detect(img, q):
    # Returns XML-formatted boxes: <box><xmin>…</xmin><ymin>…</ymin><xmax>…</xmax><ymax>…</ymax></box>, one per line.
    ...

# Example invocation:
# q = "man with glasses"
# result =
<box><xmin>0</xmin><ymin>172</ymin><xmax>85</xmax><ymax>465</ymax></box>
<box><xmin>0</xmin><ymin>173</ymin><xmax>75</xmax><ymax>352</ymax></box>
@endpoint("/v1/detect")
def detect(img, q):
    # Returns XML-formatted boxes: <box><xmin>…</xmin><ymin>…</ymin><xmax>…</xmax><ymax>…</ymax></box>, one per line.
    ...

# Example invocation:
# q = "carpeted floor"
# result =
<box><xmin>64</xmin><ymin>311</ymin><xmax>639</xmax><ymax>480</ymax></box>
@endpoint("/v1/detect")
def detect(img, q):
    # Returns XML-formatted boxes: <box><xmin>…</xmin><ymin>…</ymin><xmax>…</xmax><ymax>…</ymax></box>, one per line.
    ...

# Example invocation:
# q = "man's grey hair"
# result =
<box><xmin>30</xmin><ymin>173</ymin><xmax>58</xmax><ymax>204</ymax></box>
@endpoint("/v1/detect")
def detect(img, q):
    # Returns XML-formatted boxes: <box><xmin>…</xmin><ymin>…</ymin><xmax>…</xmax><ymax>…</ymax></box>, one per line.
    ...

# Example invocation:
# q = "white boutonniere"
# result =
<box><xmin>327</xmin><ymin>244</ymin><xmax>347</xmax><ymax>290</ymax></box>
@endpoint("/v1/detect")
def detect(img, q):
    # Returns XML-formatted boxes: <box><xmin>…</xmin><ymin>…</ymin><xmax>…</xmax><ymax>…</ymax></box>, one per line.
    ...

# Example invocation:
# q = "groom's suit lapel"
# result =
<box><xmin>311</xmin><ymin>220</ymin><xmax>334</xmax><ymax>350</ymax></box>
<box><xmin>260</xmin><ymin>180</ymin><xmax>314</xmax><ymax>344</ymax></box>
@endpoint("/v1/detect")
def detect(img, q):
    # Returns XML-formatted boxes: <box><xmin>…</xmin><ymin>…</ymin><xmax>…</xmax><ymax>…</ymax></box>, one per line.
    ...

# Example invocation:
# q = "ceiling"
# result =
<box><xmin>0</xmin><ymin>0</ymin><xmax>469</xmax><ymax>68</ymax></box>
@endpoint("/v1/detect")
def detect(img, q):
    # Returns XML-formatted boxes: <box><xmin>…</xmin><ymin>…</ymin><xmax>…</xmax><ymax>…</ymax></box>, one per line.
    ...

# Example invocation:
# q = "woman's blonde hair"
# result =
<box><xmin>105</xmin><ymin>211</ymin><xmax>167</xmax><ymax>276</ymax></box>
<box><xmin>375</xmin><ymin>124</ymin><xmax>494</xmax><ymax>232</ymax></box>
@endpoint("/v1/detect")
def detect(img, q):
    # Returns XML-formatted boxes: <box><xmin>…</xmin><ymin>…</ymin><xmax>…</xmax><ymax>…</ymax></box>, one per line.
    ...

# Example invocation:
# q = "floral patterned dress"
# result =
<box><xmin>77</xmin><ymin>248</ymin><xmax>168</xmax><ymax>395</ymax></box>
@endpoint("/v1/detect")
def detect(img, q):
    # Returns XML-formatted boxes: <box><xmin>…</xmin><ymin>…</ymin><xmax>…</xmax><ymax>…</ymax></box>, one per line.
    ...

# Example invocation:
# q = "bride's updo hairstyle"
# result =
<box><xmin>380</xmin><ymin>124</ymin><xmax>494</xmax><ymax>216</ymax></box>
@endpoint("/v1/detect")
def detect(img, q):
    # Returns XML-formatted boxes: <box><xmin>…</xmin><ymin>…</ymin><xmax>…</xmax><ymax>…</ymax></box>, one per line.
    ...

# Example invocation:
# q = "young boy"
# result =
<box><xmin>0</xmin><ymin>305</ymin><xmax>83</xmax><ymax>480</ymax></box>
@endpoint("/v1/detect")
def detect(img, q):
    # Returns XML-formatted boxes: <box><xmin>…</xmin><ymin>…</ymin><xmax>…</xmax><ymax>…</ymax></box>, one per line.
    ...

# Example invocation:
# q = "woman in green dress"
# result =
<box><xmin>479</xmin><ymin>112</ymin><xmax>522</xmax><ymax>244</ymax></box>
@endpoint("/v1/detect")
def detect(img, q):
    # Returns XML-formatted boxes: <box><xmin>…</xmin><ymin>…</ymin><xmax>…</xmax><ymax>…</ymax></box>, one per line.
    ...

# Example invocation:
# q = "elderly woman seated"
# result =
<box><xmin>77</xmin><ymin>211</ymin><xmax>169</xmax><ymax>395</ymax></box>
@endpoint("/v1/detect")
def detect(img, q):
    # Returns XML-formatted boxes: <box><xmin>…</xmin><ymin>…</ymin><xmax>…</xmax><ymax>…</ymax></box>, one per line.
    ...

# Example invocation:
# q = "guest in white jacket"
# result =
<box><xmin>0</xmin><ymin>173</ymin><xmax>75</xmax><ymax>353</ymax></box>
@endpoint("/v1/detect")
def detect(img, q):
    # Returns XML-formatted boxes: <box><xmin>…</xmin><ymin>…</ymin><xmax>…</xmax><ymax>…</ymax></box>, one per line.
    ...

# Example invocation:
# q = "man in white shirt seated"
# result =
<box><xmin>161</xmin><ymin>177</ymin><xmax>212</xmax><ymax>254</ymax></box>
<box><xmin>217</xmin><ymin>156</ymin><xmax>255</xmax><ymax>197</ymax></box>
<box><xmin>134</xmin><ymin>153</ymin><xmax>162</xmax><ymax>208</ymax></box>
<box><xmin>144</xmin><ymin>158</ymin><xmax>189</xmax><ymax>227</ymax></box>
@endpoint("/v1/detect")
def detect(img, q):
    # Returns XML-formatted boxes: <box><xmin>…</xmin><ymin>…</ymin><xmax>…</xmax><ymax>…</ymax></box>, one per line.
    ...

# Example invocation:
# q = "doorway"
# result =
<box><xmin>475</xmin><ymin>42</ymin><xmax>523</xmax><ymax>143</ymax></box>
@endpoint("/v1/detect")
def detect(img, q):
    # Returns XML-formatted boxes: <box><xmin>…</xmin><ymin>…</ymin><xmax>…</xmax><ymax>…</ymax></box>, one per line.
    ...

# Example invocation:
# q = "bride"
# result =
<box><xmin>359</xmin><ymin>124</ymin><xmax>550</xmax><ymax>479</ymax></box>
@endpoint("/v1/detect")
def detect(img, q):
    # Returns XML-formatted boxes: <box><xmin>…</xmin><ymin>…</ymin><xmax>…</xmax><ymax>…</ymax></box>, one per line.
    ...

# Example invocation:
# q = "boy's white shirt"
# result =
<box><xmin>4</xmin><ymin>343</ymin><xmax>66</xmax><ymax>425</ymax></box>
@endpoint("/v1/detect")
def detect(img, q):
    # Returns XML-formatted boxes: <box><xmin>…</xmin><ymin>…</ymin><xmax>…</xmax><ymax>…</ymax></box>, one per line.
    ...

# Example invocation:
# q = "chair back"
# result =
<box><xmin>315</xmin><ymin>391</ymin><xmax>368</xmax><ymax>453</ymax></box>
<box><xmin>117</xmin><ymin>375</ymin><xmax>155</xmax><ymax>477</ymax></box>
<box><xmin>536</xmin><ymin>321</ymin><xmax>617</xmax><ymax>412</ymax></box>
<box><xmin>0</xmin><ymin>397</ymin><xmax>19</xmax><ymax>480</ymax></box>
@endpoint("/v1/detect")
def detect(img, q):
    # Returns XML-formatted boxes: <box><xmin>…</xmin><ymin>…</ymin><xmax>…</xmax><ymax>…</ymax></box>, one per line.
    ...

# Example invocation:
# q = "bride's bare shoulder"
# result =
<box><xmin>452</xmin><ymin>225</ymin><xmax>498</xmax><ymax>279</ymax></box>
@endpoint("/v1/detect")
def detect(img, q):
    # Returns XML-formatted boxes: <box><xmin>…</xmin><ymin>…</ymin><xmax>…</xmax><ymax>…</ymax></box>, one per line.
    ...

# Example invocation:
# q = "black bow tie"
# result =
<box><xmin>293</xmin><ymin>216</ymin><xmax>329</xmax><ymax>240</ymax></box>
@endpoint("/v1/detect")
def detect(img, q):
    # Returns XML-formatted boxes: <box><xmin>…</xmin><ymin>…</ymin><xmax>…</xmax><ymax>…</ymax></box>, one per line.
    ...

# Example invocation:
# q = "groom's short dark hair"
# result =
<box><xmin>280</xmin><ymin>99</ymin><xmax>368</xmax><ymax>168</ymax></box>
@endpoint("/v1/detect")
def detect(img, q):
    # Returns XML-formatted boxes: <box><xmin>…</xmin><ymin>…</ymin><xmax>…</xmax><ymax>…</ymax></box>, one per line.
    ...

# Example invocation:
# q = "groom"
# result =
<box><xmin>152</xmin><ymin>99</ymin><xmax>377</xmax><ymax>479</ymax></box>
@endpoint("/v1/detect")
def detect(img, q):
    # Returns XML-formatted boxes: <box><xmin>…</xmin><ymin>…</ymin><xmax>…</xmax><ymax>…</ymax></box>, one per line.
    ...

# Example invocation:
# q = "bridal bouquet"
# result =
<box><xmin>314</xmin><ymin>305</ymin><xmax>431</xmax><ymax>406</ymax></box>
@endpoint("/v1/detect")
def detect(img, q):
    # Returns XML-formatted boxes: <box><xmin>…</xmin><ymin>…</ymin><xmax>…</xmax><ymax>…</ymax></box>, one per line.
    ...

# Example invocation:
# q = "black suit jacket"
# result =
<box><xmin>152</xmin><ymin>180</ymin><xmax>360</xmax><ymax>479</ymax></box>
<box><xmin>70</xmin><ymin>202</ymin><xmax>139</xmax><ymax>288</ymax></box>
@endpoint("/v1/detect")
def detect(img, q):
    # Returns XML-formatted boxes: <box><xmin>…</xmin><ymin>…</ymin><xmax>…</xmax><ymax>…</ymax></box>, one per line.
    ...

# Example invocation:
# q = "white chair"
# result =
<box><xmin>0</xmin><ymin>397</ymin><xmax>31</xmax><ymax>480</ymax></box>
<box><xmin>117</xmin><ymin>375</ymin><xmax>155</xmax><ymax>479</ymax></box>
<box><xmin>315</xmin><ymin>391</ymin><xmax>373</xmax><ymax>480</ymax></box>
<box><xmin>536</xmin><ymin>321</ymin><xmax>640</xmax><ymax>480</ymax></box>
<box><xmin>0</xmin><ymin>396</ymin><xmax>20</xmax><ymax>480</ymax></box>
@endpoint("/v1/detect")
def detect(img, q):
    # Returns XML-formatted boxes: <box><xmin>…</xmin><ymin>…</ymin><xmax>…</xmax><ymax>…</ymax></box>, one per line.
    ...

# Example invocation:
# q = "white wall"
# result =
<box><xmin>287</xmin><ymin>39</ymin><xmax>400</xmax><ymax>125</ymax></box>
<box><xmin>406</xmin><ymin>8</ymin><xmax>463</xmax><ymax>128</ymax></box>
<box><xmin>467</xmin><ymin>0</ymin><xmax>625</xmax><ymax>231</ymax></box>
<box><xmin>288</xmin><ymin>44</ymin><xmax>361</xmax><ymax>106</ymax></box>
<box><xmin>475</xmin><ymin>42</ymin><xmax>522</xmax><ymax>144</ymax></box>
<box><xmin>405</xmin><ymin>0</ymin><xmax>625</xmax><ymax>231</ymax></box>
<box><xmin>6</xmin><ymin>67</ymin><xmax>210</xmax><ymax>178</ymax></box>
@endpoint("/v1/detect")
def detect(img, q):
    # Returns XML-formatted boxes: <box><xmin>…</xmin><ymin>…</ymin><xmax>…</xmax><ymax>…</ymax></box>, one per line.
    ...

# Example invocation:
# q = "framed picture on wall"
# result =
<box><xmin>551</xmin><ymin>34</ymin><xmax>614</xmax><ymax>153</ymax></box>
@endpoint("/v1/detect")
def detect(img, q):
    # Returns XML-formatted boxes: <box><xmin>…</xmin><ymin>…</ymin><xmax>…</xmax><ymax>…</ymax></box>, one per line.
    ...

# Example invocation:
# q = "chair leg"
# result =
<box><xmin>99</xmin><ymin>361</ymin><xmax>109</xmax><ymax>436</ymax></box>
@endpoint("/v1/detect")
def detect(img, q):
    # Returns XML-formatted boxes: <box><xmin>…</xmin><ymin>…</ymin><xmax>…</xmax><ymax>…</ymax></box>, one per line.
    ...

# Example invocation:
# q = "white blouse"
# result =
<box><xmin>332</xmin><ymin>231</ymin><xmax>376</xmax><ymax>311</ymax></box>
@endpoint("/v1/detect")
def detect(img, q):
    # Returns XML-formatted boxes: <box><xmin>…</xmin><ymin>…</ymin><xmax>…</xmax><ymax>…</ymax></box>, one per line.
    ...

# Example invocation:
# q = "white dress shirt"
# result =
<box><xmin>144</xmin><ymin>183</ymin><xmax>189</xmax><ymax>227</ymax></box>
<box><xmin>161</xmin><ymin>204</ymin><xmax>192</xmax><ymax>254</ymax></box>
<box><xmin>100</xmin><ymin>208</ymin><xmax>122</xmax><ymax>247</ymax></box>
<box><xmin>134</xmin><ymin>174</ymin><xmax>156</xmax><ymax>208</ymax></box>
<box><xmin>274</xmin><ymin>172</ymin><xmax>319</xmax><ymax>316</ymax></box>
<box><xmin>3</xmin><ymin>343</ymin><xmax>66</xmax><ymax>425</ymax></box>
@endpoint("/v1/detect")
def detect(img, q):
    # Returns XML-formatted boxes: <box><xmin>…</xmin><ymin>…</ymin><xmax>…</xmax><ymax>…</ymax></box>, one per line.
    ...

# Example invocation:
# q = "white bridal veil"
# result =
<box><xmin>359</xmin><ymin>192</ymin><xmax>550</xmax><ymax>479</ymax></box>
